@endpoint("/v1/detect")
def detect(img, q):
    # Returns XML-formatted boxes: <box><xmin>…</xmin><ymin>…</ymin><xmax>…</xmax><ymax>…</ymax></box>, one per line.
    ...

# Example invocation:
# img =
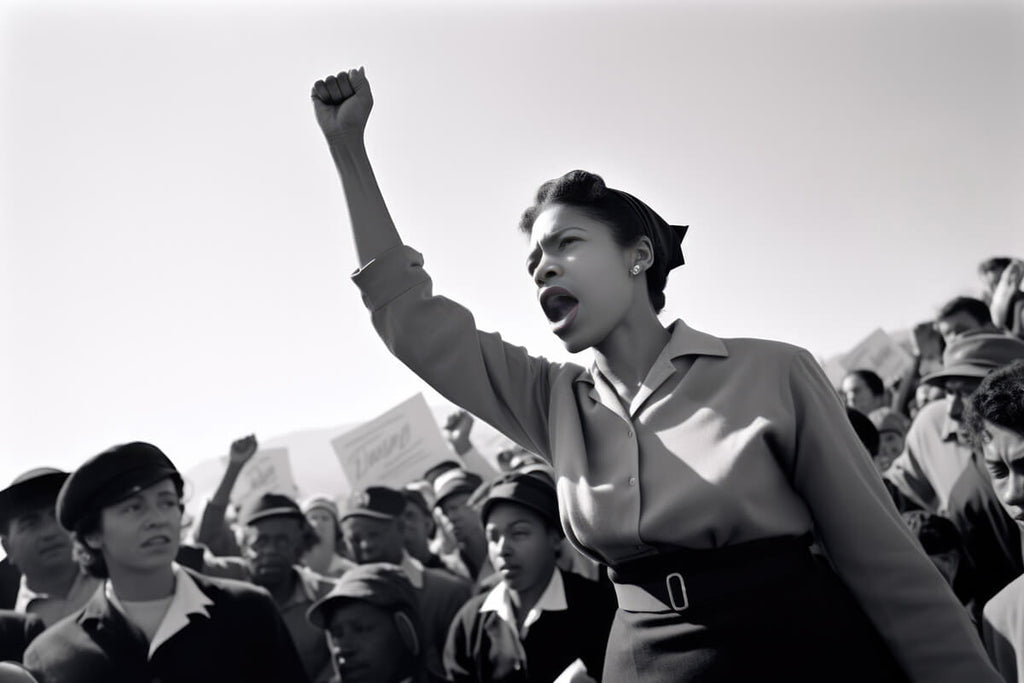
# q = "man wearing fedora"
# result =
<box><xmin>887</xmin><ymin>332</ymin><xmax>1024</xmax><ymax>606</ymax></box>
<box><xmin>0</xmin><ymin>468</ymin><xmax>102</xmax><ymax>627</ymax></box>
<box><xmin>22</xmin><ymin>441</ymin><xmax>309</xmax><ymax>683</ymax></box>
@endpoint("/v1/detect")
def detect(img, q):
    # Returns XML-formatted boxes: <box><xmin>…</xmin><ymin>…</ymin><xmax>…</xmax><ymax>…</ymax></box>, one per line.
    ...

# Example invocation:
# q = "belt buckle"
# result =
<box><xmin>665</xmin><ymin>572</ymin><xmax>689</xmax><ymax>611</ymax></box>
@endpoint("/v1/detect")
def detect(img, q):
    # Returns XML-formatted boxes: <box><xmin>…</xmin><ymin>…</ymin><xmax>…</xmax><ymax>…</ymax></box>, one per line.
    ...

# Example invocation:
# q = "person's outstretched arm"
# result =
<box><xmin>194</xmin><ymin>434</ymin><xmax>257</xmax><ymax>555</ymax></box>
<box><xmin>311</xmin><ymin>68</ymin><xmax>402</xmax><ymax>266</ymax></box>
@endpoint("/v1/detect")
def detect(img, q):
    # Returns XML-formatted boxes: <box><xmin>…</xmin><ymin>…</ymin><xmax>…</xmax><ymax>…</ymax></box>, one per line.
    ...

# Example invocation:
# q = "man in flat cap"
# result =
<box><xmin>341</xmin><ymin>485</ymin><xmax>473</xmax><ymax>682</ymax></box>
<box><xmin>0</xmin><ymin>468</ymin><xmax>102</xmax><ymax>627</ymax></box>
<box><xmin>887</xmin><ymin>333</ymin><xmax>1024</xmax><ymax>607</ymax></box>
<box><xmin>307</xmin><ymin>562</ymin><xmax>430</xmax><ymax>683</ymax></box>
<box><xmin>22</xmin><ymin>441</ymin><xmax>309</xmax><ymax>683</ymax></box>
<box><xmin>202</xmin><ymin>492</ymin><xmax>337</xmax><ymax>683</ymax></box>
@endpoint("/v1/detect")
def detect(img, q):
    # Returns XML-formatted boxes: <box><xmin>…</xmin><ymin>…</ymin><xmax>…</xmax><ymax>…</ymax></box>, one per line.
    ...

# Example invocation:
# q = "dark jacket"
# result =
<box><xmin>23</xmin><ymin>568</ymin><xmax>309</xmax><ymax>683</ymax></box>
<box><xmin>0</xmin><ymin>609</ymin><xmax>45</xmax><ymax>661</ymax></box>
<box><xmin>444</xmin><ymin>569</ymin><xmax>616</xmax><ymax>682</ymax></box>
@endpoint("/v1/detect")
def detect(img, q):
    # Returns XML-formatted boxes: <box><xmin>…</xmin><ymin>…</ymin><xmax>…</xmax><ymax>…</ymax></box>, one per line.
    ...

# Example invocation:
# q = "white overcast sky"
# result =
<box><xmin>1</xmin><ymin>0</ymin><xmax>1022</xmax><ymax>488</ymax></box>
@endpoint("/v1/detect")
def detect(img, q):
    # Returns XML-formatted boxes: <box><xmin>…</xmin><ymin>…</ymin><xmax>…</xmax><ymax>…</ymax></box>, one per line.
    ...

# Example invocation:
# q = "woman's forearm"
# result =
<box><xmin>327</xmin><ymin>136</ymin><xmax>403</xmax><ymax>266</ymax></box>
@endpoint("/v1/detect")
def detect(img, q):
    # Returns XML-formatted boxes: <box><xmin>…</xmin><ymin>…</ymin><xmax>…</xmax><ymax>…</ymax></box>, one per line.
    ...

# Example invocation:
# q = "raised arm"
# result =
<box><xmin>311</xmin><ymin>68</ymin><xmax>402</xmax><ymax>265</ymax></box>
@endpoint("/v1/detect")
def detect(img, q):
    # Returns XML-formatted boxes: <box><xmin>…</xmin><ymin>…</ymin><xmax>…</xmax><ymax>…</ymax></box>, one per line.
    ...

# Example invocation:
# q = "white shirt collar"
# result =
<box><xmin>106</xmin><ymin>563</ymin><xmax>214</xmax><ymax>658</ymax></box>
<box><xmin>400</xmin><ymin>551</ymin><xmax>425</xmax><ymax>589</ymax></box>
<box><xmin>479</xmin><ymin>568</ymin><xmax>566</xmax><ymax>638</ymax></box>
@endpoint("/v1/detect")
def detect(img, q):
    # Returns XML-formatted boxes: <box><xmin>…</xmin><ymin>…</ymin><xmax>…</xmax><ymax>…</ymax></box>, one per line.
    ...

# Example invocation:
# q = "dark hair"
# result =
<box><xmin>845</xmin><ymin>407</ymin><xmax>880</xmax><ymax>456</ymax></box>
<box><xmin>937</xmin><ymin>296</ymin><xmax>993</xmax><ymax>327</ymax></box>
<box><xmin>845</xmin><ymin>369</ymin><xmax>885</xmax><ymax>398</ymax></box>
<box><xmin>72</xmin><ymin>478</ymin><xmax>186</xmax><ymax>579</ymax></box>
<box><xmin>519</xmin><ymin>170</ymin><xmax>678</xmax><ymax>313</ymax></box>
<box><xmin>979</xmin><ymin>257</ymin><xmax>1012</xmax><ymax>275</ymax></box>
<box><xmin>962</xmin><ymin>361</ymin><xmax>1024</xmax><ymax>450</ymax></box>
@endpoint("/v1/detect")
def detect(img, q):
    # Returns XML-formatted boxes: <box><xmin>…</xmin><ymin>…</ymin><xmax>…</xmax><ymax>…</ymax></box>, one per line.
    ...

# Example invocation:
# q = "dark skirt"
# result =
<box><xmin>603</xmin><ymin>539</ymin><xmax>908</xmax><ymax>683</ymax></box>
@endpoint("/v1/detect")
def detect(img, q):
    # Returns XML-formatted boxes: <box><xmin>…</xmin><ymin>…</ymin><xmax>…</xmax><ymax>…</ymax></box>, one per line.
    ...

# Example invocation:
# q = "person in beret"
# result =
<box><xmin>443</xmin><ymin>470</ymin><xmax>616</xmax><ymax>682</ymax></box>
<box><xmin>340</xmin><ymin>485</ymin><xmax>473</xmax><ymax>682</ymax></box>
<box><xmin>307</xmin><ymin>562</ymin><xmax>430</xmax><ymax>683</ymax></box>
<box><xmin>886</xmin><ymin>333</ymin><xmax>1024</xmax><ymax>608</ymax></box>
<box><xmin>0</xmin><ymin>468</ymin><xmax>103</xmax><ymax>627</ymax></box>
<box><xmin>201</xmin><ymin>491</ymin><xmax>338</xmax><ymax>683</ymax></box>
<box><xmin>22</xmin><ymin>441</ymin><xmax>310</xmax><ymax>683</ymax></box>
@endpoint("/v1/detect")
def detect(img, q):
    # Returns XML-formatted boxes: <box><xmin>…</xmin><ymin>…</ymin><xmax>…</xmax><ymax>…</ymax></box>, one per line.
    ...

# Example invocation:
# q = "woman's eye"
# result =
<box><xmin>559</xmin><ymin>237</ymin><xmax>577</xmax><ymax>249</ymax></box>
<box><xmin>988</xmin><ymin>462</ymin><xmax>1009</xmax><ymax>479</ymax></box>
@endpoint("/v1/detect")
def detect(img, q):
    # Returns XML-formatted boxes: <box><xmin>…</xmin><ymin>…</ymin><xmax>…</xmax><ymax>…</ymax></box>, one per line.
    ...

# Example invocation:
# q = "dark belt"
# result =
<box><xmin>608</xmin><ymin>534</ymin><xmax>814</xmax><ymax>613</ymax></box>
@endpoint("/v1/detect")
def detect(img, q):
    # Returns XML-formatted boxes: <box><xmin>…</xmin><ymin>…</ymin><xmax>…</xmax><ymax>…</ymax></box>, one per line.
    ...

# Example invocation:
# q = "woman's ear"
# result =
<box><xmin>393</xmin><ymin>611</ymin><xmax>421</xmax><ymax>657</ymax></box>
<box><xmin>632</xmin><ymin>236</ymin><xmax>655</xmax><ymax>273</ymax></box>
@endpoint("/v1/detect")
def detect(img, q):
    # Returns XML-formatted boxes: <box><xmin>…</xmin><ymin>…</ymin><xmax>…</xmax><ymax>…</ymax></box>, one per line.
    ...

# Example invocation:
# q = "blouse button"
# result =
<box><xmin>628</xmin><ymin>476</ymin><xmax>637</xmax><ymax>486</ymax></box>
<box><xmin>626</xmin><ymin>429</ymin><xmax>634</xmax><ymax>438</ymax></box>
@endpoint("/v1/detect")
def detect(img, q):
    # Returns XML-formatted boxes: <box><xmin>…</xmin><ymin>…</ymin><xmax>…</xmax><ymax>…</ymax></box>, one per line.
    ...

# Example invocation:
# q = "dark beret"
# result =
<box><xmin>56</xmin><ymin>442</ymin><xmax>181</xmax><ymax>531</ymax></box>
<box><xmin>0</xmin><ymin>468</ymin><xmax>69</xmax><ymax>529</ymax></box>
<box><xmin>239</xmin><ymin>492</ymin><xmax>304</xmax><ymax>526</ymax></box>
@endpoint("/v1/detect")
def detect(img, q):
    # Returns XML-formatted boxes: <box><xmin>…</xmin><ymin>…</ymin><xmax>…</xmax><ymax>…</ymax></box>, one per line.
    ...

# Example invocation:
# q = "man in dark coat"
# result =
<box><xmin>22</xmin><ymin>441</ymin><xmax>309</xmax><ymax>683</ymax></box>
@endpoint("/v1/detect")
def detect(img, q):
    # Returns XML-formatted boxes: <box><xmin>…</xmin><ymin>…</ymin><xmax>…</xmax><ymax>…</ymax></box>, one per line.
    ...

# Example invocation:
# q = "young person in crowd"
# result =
<box><xmin>340</xmin><ymin>485</ymin><xmax>473</xmax><ymax>681</ymax></box>
<box><xmin>872</xmin><ymin>409</ymin><xmax>911</xmax><ymax>473</ymax></box>
<box><xmin>307</xmin><ymin>562</ymin><xmax>432</xmax><ymax>683</ymax></box>
<box><xmin>886</xmin><ymin>334</ymin><xmax>1024</xmax><ymax>606</ymax></box>
<box><xmin>302</xmin><ymin>494</ymin><xmax>356</xmax><ymax>577</ymax></box>
<box><xmin>900</xmin><ymin>511</ymin><xmax>979</xmax><ymax>625</ymax></box>
<box><xmin>0</xmin><ymin>468</ymin><xmax>102</xmax><ymax>628</ymax></box>
<box><xmin>961</xmin><ymin>360</ymin><xmax>1024</xmax><ymax>681</ymax></box>
<box><xmin>400</xmin><ymin>484</ymin><xmax>449</xmax><ymax>571</ymax></box>
<box><xmin>841</xmin><ymin>369</ymin><xmax>889</xmax><ymax>418</ymax></box>
<box><xmin>444</xmin><ymin>470</ymin><xmax>616</xmax><ymax>682</ymax></box>
<box><xmin>935</xmin><ymin>297</ymin><xmax>997</xmax><ymax>346</ymax></box>
<box><xmin>310</xmin><ymin>66</ymin><xmax>999</xmax><ymax>682</ymax></box>
<box><xmin>23</xmin><ymin>442</ymin><xmax>309</xmax><ymax>683</ymax></box>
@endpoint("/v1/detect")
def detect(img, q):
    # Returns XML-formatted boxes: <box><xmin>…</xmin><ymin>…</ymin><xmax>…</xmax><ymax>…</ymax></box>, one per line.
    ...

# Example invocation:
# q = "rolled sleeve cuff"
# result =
<box><xmin>351</xmin><ymin>245</ymin><xmax>430</xmax><ymax>311</ymax></box>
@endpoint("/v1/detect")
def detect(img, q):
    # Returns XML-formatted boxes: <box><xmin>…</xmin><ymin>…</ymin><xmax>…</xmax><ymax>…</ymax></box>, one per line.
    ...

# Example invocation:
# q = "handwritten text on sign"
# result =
<box><xmin>330</xmin><ymin>394</ymin><xmax>454</xmax><ymax>490</ymax></box>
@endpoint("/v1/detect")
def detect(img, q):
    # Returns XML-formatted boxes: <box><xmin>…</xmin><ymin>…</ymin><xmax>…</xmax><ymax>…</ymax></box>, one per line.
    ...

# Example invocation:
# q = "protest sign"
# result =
<box><xmin>838</xmin><ymin>328</ymin><xmax>915</xmax><ymax>387</ymax></box>
<box><xmin>229</xmin><ymin>447</ymin><xmax>298</xmax><ymax>508</ymax></box>
<box><xmin>330</xmin><ymin>394</ymin><xmax>455</xmax><ymax>490</ymax></box>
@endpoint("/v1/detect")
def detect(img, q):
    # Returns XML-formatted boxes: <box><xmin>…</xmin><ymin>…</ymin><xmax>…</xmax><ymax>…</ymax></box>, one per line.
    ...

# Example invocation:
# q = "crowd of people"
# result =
<box><xmin>1</xmin><ymin>65</ymin><xmax>1024</xmax><ymax>682</ymax></box>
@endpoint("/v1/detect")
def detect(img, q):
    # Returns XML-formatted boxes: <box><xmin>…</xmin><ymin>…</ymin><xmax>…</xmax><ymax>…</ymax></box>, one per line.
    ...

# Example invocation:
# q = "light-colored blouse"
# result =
<box><xmin>353</xmin><ymin>244</ymin><xmax>1000</xmax><ymax>682</ymax></box>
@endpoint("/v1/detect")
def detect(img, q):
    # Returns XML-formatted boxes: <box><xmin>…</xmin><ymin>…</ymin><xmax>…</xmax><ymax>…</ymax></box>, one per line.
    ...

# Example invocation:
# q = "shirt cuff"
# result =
<box><xmin>351</xmin><ymin>244</ymin><xmax>430</xmax><ymax>311</ymax></box>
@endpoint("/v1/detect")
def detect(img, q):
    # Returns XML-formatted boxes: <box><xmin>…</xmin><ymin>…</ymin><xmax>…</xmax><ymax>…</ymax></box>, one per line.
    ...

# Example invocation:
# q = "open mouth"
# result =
<box><xmin>141</xmin><ymin>535</ymin><xmax>172</xmax><ymax>548</ymax></box>
<box><xmin>539</xmin><ymin>287</ymin><xmax>579</xmax><ymax>331</ymax></box>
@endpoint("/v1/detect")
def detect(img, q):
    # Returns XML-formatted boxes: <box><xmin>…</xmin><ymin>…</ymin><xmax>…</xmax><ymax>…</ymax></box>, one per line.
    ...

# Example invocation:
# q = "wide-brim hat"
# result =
<box><xmin>920</xmin><ymin>332</ymin><xmax>1024</xmax><ymax>386</ymax></box>
<box><xmin>0</xmin><ymin>468</ymin><xmax>69</xmax><ymax>529</ymax></box>
<box><xmin>57</xmin><ymin>442</ymin><xmax>181</xmax><ymax>532</ymax></box>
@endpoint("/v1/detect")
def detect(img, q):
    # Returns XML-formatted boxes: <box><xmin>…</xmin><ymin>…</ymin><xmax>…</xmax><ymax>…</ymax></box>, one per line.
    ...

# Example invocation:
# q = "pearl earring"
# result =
<box><xmin>631</xmin><ymin>265</ymin><xmax>642</xmax><ymax>276</ymax></box>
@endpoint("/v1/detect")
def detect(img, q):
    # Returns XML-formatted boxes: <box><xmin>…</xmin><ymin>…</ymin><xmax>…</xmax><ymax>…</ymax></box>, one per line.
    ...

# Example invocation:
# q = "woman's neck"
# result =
<box><xmin>594</xmin><ymin>308</ymin><xmax>671</xmax><ymax>406</ymax></box>
<box><xmin>108</xmin><ymin>565</ymin><xmax>175</xmax><ymax>602</ymax></box>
